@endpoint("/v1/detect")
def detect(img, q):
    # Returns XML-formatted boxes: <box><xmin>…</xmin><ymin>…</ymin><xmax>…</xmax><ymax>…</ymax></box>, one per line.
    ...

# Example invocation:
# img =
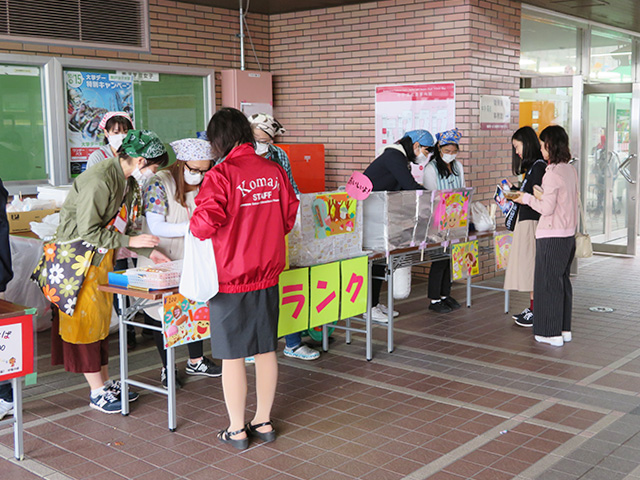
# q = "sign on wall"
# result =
<box><xmin>480</xmin><ymin>95</ymin><xmax>511</xmax><ymax>130</ymax></box>
<box><xmin>65</xmin><ymin>71</ymin><xmax>135</xmax><ymax>176</ymax></box>
<box><xmin>375</xmin><ymin>82</ymin><xmax>456</xmax><ymax>153</ymax></box>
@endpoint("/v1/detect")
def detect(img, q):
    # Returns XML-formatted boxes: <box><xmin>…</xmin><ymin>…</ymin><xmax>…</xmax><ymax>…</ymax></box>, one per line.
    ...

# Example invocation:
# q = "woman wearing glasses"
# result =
<box><xmin>141</xmin><ymin>138</ymin><xmax>222</xmax><ymax>386</ymax></box>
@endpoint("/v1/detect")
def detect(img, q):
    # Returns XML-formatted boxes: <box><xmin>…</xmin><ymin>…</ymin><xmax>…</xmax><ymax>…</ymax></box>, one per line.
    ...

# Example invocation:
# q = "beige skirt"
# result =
<box><xmin>503</xmin><ymin>219</ymin><xmax>537</xmax><ymax>292</ymax></box>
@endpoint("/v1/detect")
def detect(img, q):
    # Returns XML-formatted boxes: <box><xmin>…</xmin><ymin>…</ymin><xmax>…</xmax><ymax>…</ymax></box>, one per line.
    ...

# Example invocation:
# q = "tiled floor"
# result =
<box><xmin>2</xmin><ymin>252</ymin><xmax>640</xmax><ymax>479</ymax></box>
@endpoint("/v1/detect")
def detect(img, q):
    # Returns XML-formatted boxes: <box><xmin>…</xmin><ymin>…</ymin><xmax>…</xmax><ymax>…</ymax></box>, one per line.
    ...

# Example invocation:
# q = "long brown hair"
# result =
<box><xmin>166</xmin><ymin>161</ymin><xmax>190</xmax><ymax>208</ymax></box>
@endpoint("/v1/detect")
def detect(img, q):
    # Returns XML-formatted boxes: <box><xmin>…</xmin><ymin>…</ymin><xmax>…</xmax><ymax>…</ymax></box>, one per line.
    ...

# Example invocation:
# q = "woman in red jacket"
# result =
<box><xmin>190</xmin><ymin>108</ymin><xmax>299</xmax><ymax>450</ymax></box>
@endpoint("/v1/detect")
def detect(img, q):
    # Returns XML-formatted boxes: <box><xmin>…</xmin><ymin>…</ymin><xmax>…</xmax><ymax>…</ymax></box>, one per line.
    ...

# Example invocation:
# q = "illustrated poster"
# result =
<box><xmin>65</xmin><ymin>71</ymin><xmax>134</xmax><ymax>176</ymax></box>
<box><xmin>311</xmin><ymin>192</ymin><xmax>357</xmax><ymax>239</ymax></box>
<box><xmin>162</xmin><ymin>293</ymin><xmax>210</xmax><ymax>349</ymax></box>
<box><xmin>433</xmin><ymin>190</ymin><xmax>470</xmax><ymax>231</ymax></box>
<box><xmin>494</xmin><ymin>233</ymin><xmax>513</xmax><ymax>270</ymax></box>
<box><xmin>451</xmin><ymin>241</ymin><xmax>479</xmax><ymax>281</ymax></box>
<box><xmin>375</xmin><ymin>82</ymin><xmax>455</xmax><ymax>153</ymax></box>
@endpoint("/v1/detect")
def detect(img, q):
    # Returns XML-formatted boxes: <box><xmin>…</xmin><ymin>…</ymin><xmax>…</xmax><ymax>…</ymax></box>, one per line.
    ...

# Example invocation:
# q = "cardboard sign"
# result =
<box><xmin>451</xmin><ymin>241</ymin><xmax>479</xmax><ymax>280</ymax></box>
<box><xmin>0</xmin><ymin>314</ymin><xmax>34</xmax><ymax>382</ymax></box>
<box><xmin>346</xmin><ymin>172</ymin><xmax>373</xmax><ymax>200</ymax></box>
<box><xmin>278</xmin><ymin>268</ymin><xmax>310</xmax><ymax>337</ymax></box>
<box><xmin>309</xmin><ymin>262</ymin><xmax>341</xmax><ymax>328</ymax></box>
<box><xmin>162</xmin><ymin>293</ymin><xmax>210</xmax><ymax>349</ymax></box>
<box><xmin>340</xmin><ymin>256</ymin><xmax>368</xmax><ymax>320</ymax></box>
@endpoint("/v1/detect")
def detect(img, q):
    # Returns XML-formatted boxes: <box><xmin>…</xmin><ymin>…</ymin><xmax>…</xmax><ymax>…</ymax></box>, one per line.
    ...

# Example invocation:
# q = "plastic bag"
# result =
<box><xmin>470</xmin><ymin>202</ymin><xmax>495</xmax><ymax>232</ymax></box>
<box><xmin>29</xmin><ymin>212</ymin><xmax>60</xmax><ymax>240</ymax></box>
<box><xmin>393</xmin><ymin>266</ymin><xmax>412</xmax><ymax>299</ymax></box>
<box><xmin>178</xmin><ymin>230</ymin><xmax>218</xmax><ymax>302</ymax></box>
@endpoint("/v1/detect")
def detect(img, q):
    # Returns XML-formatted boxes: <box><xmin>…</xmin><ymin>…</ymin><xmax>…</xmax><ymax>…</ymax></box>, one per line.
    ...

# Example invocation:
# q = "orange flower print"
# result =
<box><xmin>44</xmin><ymin>243</ymin><xmax>57</xmax><ymax>262</ymax></box>
<box><xmin>42</xmin><ymin>284</ymin><xmax>60</xmax><ymax>303</ymax></box>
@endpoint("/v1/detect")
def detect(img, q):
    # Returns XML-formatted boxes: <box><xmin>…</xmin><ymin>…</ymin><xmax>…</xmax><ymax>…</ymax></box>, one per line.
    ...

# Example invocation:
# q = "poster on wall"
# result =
<box><xmin>480</xmin><ymin>95</ymin><xmax>511</xmax><ymax>130</ymax></box>
<box><xmin>374</xmin><ymin>82</ymin><xmax>455</xmax><ymax>154</ymax></box>
<box><xmin>65</xmin><ymin>71</ymin><xmax>134</xmax><ymax>176</ymax></box>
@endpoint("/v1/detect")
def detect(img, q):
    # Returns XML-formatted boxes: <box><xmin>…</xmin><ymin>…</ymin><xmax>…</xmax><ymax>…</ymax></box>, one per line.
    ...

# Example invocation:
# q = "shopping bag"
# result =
<box><xmin>179</xmin><ymin>230</ymin><xmax>219</xmax><ymax>302</ymax></box>
<box><xmin>575</xmin><ymin>232</ymin><xmax>592</xmax><ymax>258</ymax></box>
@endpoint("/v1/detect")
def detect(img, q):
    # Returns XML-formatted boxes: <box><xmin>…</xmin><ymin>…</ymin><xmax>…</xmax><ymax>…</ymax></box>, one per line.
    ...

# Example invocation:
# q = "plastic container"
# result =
<box><xmin>125</xmin><ymin>260</ymin><xmax>183</xmax><ymax>289</ymax></box>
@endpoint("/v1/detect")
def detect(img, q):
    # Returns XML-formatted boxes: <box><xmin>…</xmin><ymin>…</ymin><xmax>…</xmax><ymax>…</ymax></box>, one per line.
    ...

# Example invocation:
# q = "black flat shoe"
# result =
<box><xmin>443</xmin><ymin>296</ymin><xmax>461</xmax><ymax>310</ymax></box>
<box><xmin>246</xmin><ymin>421</ymin><xmax>276</xmax><ymax>443</ymax></box>
<box><xmin>217</xmin><ymin>427</ymin><xmax>249</xmax><ymax>450</ymax></box>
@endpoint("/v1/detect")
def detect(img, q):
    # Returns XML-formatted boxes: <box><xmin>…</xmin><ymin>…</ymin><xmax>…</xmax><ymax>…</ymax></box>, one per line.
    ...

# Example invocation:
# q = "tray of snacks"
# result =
<box><xmin>125</xmin><ymin>260</ymin><xmax>183</xmax><ymax>289</ymax></box>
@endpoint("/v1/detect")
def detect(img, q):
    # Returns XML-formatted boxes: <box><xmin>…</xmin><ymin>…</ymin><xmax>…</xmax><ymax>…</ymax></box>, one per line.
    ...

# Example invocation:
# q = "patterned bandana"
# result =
<box><xmin>121</xmin><ymin>130</ymin><xmax>166</xmax><ymax>159</ymax></box>
<box><xmin>248</xmin><ymin>113</ymin><xmax>286</xmax><ymax>139</ymax></box>
<box><xmin>170</xmin><ymin>138</ymin><xmax>214</xmax><ymax>161</ymax></box>
<box><xmin>404</xmin><ymin>129</ymin><xmax>434</xmax><ymax>147</ymax></box>
<box><xmin>436</xmin><ymin>128</ymin><xmax>462</xmax><ymax>146</ymax></box>
<box><xmin>98</xmin><ymin>111</ymin><xmax>134</xmax><ymax>130</ymax></box>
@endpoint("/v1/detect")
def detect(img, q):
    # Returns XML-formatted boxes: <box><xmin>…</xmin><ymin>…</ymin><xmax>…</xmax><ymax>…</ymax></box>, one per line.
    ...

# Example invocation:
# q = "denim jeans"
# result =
<box><xmin>285</xmin><ymin>332</ymin><xmax>302</xmax><ymax>349</ymax></box>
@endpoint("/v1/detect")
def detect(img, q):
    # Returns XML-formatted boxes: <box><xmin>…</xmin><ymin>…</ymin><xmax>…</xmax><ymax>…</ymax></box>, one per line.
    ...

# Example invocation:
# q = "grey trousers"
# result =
<box><xmin>533</xmin><ymin>236</ymin><xmax>576</xmax><ymax>337</ymax></box>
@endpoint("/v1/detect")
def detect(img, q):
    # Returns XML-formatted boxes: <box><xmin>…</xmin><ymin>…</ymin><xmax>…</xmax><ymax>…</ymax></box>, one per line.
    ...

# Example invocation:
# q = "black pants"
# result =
<box><xmin>428</xmin><ymin>259</ymin><xmax>452</xmax><ymax>300</ymax></box>
<box><xmin>143</xmin><ymin>313</ymin><xmax>204</xmax><ymax>368</ymax></box>
<box><xmin>370</xmin><ymin>264</ymin><xmax>387</xmax><ymax>306</ymax></box>
<box><xmin>533</xmin><ymin>236</ymin><xmax>575</xmax><ymax>337</ymax></box>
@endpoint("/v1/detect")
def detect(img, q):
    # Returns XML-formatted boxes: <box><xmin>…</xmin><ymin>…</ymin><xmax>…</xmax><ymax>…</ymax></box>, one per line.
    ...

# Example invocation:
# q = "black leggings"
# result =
<box><xmin>428</xmin><ymin>259</ymin><xmax>452</xmax><ymax>300</ymax></box>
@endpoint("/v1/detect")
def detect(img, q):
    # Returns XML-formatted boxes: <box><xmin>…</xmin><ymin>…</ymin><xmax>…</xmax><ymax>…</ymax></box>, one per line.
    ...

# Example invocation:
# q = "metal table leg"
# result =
<box><xmin>166</xmin><ymin>346</ymin><xmax>177</xmax><ymax>431</ymax></box>
<box><xmin>386</xmin><ymin>260</ymin><xmax>394</xmax><ymax>353</ymax></box>
<box><xmin>118</xmin><ymin>293</ymin><xmax>130</xmax><ymax>417</ymax></box>
<box><xmin>12</xmin><ymin>377</ymin><xmax>23</xmax><ymax>460</ymax></box>
<box><xmin>466</xmin><ymin>276</ymin><xmax>472</xmax><ymax>307</ymax></box>
<box><xmin>366</xmin><ymin>260</ymin><xmax>373</xmax><ymax>361</ymax></box>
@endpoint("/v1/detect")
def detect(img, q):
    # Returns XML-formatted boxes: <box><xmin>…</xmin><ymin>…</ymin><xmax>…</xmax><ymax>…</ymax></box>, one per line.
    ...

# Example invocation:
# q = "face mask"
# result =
<box><xmin>416</xmin><ymin>152</ymin><xmax>428</xmax><ymax>164</ymax></box>
<box><xmin>131</xmin><ymin>165</ymin><xmax>154</xmax><ymax>184</ymax></box>
<box><xmin>108</xmin><ymin>133</ymin><xmax>126</xmax><ymax>151</ymax></box>
<box><xmin>184</xmin><ymin>167</ymin><xmax>204</xmax><ymax>186</ymax></box>
<box><xmin>442</xmin><ymin>153</ymin><xmax>457</xmax><ymax>164</ymax></box>
<box><xmin>255</xmin><ymin>142</ymin><xmax>269</xmax><ymax>156</ymax></box>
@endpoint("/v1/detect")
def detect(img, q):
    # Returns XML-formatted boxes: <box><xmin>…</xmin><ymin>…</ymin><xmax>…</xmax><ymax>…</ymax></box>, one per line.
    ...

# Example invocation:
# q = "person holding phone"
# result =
<box><xmin>503</xmin><ymin>126</ymin><xmax>547</xmax><ymax>327</ymax></box>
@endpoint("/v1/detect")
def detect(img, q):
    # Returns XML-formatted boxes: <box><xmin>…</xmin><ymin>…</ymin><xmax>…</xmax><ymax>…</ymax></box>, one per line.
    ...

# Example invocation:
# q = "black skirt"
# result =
<box><xmin>208</xmin><ymin>285</ymin><xmax>279</xmax><ymax>359</ymax></box>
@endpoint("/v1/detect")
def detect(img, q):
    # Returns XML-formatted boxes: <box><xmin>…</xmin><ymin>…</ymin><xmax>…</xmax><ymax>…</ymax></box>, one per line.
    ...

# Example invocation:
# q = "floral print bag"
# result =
<box><xmin>31</xmin><ymin>239</ymin><xmax>96</xmax><ymax>316</ymax></box>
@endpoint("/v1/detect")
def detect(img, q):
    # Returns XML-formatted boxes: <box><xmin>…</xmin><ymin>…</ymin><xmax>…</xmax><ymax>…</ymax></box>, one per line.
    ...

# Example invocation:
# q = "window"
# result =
<box><xmin>590</xmin><ymin>29</ymin><xmax>633</xmax><ymax>83</ymax></box>
<box><xmin>521</xmin><ymin>13</ymin><xmax>579</xmax><ymax>76</ymax></box>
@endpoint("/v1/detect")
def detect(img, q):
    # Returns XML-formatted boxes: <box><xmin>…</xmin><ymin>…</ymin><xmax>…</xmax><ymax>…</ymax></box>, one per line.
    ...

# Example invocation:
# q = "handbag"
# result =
<box><xmin>31</xmin><ymin>238</ymin><xmax>96</xmax><ymax>316</ymax></box>
<box><xmin>575</xmin><ymin>192</ymin><xmax>592</xmax><ymax>258</ymax></box>
<box><xmin>179</xmin><ymin>229</ymin><xmax>219</xmax><ymax>302</ymax></box>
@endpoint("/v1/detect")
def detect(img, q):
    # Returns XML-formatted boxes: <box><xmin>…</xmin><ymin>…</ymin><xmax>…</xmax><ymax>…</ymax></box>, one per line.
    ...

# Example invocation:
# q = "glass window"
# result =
<box><xmin>0</xmin><ymin>65</ymin><xmax>47</xmax><ymax>182</ymax></box>
<box><xmin>589</xmin><ymin>29</ymin><xmax>633</xmax><ymax>83</ymax></box>
<box><xmin>521</xmin><ymin>13</ymin><xmax>579</xmax><ymax>76</ymax></box>
<box><xmin>519</xmin><ymin>87</ymin><xmax>572</xmax><ymax>139</ymax></box>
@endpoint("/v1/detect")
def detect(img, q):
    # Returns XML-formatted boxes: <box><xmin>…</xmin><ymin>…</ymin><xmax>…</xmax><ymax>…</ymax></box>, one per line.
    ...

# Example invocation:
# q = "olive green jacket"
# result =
<box><xmin>56</xmin><ymin>156</ymin><xmax>150</xmax><ymax>265</ymax></box>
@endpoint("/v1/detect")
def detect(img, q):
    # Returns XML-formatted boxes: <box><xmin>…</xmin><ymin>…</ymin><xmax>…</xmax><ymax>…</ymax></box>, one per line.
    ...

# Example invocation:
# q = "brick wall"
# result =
<box><xmin>0</xmin><ymin>0</ymin><xmax>270</xmax><ymax>104</ymax></box>
<box><xmin>270</xmin><ymin>0</ymin><xmax>522</xmax><ymax>279</ymax></box>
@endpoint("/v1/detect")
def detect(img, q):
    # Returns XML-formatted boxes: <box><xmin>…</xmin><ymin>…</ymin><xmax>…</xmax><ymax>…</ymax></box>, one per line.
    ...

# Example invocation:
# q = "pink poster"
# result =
<box><xmin>432</xmin><ymin>190</ymin><xmax>470</xmax><ymax>232</ymax></box>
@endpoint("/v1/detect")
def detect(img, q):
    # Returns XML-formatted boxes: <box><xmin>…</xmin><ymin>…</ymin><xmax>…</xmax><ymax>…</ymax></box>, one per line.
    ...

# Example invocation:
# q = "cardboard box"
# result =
<box><xmin>8</xmin><ymin>209</ymin><xmax>59</xmax><ymax>234</ymax></box>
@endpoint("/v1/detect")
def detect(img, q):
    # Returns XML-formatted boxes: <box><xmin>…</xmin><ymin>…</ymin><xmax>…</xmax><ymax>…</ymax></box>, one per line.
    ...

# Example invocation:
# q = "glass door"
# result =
<box><xmin>583</xmin><ymin>84</ymin><xmax>640</xmax><ymax>255</ymax></box>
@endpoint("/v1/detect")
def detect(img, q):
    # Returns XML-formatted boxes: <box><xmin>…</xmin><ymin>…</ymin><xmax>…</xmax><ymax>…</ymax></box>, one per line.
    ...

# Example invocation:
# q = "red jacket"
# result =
<box><xmin>190</xmin><ymin>143</ymin><xmax>299</xmax><ymax>293</ymax></box>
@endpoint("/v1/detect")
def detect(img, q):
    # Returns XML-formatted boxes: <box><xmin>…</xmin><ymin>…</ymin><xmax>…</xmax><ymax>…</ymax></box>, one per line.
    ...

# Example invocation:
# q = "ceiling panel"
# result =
<box><xmin>182</xmin><ymin>0</ymin><xmax>640</xmax><ymax>34</ymax></box>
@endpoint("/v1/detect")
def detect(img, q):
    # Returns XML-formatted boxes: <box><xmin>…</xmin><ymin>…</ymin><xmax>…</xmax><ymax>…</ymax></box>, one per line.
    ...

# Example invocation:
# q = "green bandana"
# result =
<box><xmin>121</xmin><ymin>130</ymin><xmax>167</xmax><ymax>159</ymax></box>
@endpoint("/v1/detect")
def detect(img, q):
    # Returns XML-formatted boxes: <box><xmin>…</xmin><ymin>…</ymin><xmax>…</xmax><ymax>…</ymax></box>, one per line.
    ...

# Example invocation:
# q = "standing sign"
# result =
<box><xmin>162</xmin><ymin>293</ymin><xmax>210</xmax><ymax>348</ymax></box>
<box><xmin>0</xmin><ymin>313</ymin><xmax>34</xmax><ymax>382</ymax></box>
<box><xmin>375</xmin><ymin>82</ymin><xmax>455</xmax><ymax>153</ymax></box>
<box><xmin>65</xmin><ymin>71</ymin><xmax>134</xmax><ymax>176</ymax></box>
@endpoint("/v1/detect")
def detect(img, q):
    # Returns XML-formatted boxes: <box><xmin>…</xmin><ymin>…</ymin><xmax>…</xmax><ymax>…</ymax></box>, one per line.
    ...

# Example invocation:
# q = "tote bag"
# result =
<box><xmin>575</xmin><ymin>193</ymin><xmax>593</xmax><ymax>258</ymax></box>
<box><xmin>179</xmin><ymin>230</ymin><xmax>219</xmax><ymax>302</ymax></box>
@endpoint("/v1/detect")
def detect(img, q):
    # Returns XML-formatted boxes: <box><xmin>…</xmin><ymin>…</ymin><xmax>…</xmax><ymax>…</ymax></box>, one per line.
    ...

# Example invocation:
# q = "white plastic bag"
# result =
<box><xmin>179</xmin><ymin>230</ymin><xmax>219</xmax><ymax>302</ymax></box>
<box><xmin>471</xmin><ymin>202</ymin><xmax>495</xmax><ymax>232</ymax></box>
<box><xmin>393</xmin><ymin>266</ymin><xmax>412</xmax><ymax>299</ymax></box>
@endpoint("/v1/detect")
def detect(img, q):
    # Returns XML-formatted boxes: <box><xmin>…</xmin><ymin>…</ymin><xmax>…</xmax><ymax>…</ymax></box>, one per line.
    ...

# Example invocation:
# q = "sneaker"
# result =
<box><xmin>377</xmin><ymin>303</ymin><xmax>399</xmax><ymax>317</ymax></box>
<box><xmin>185</xmin><ymin>357</ymin><xmax>222</xmax><ymax>377</ymax></box>
<box><xmin>161</xmin><ymin>367</ymin><xmax>183</xmax><ymax>389</ymax></box>
<box><xmin>0</xmin><ymin>398</ymin><xmax>14</xmax><ymax>420</ymax></box>
<box><xmin>283</xmin><ymin>344</ymin><xmax>320</xmax><ymax>361</ymax></box>
<box><xmin>512</xmin><ymin>307</ymin><xmax>531</xmax><ymax>321</ymax></box>
<box><xmin>366</xmin><ymin>305</ymin><xmax>389</xmax><ymax>322</ymax></box>
<box><xmin>515</xmin><ymin>310</ymin><xmax>534</xmax><ymax>327</ymax></box>
<box><xmin>89</xmin><ymin>390</ymin><xmax>122</xmax><ymax>414</ymax></box>
<box><xmin>245</xmin><ymin>357</ymin><xmax>255</xmax><ymax>365</ymax></box>
<box><xmin>106</xmin><ymin>380</ymin><xmax>139</xmax><ymax>402</ymax></box>
<box><xmin>442</xmin><ymin>296</ymin><xmax>461</xmax><ymax>310</ymax></box>
<box><xmin>562</xmin><ymin>331</ymin><xmax>572</xmax><ymax>342</ymax></box>
<box><xmin>428</xmin><ymin>300</ymin><xmax>452</xmax><ymax>314</ymax></box>
<box><xmin>535</xmin><ymin>335</ymin><xmax>564</xmax><ymax>347</ymax></box>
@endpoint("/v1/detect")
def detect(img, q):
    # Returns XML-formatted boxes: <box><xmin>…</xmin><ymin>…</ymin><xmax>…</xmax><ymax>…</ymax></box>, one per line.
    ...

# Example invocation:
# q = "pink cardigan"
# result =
<box><xmin>522</xmin><ymin>163</ymin><xmax>578</xmax><ymax>239</ymax></box>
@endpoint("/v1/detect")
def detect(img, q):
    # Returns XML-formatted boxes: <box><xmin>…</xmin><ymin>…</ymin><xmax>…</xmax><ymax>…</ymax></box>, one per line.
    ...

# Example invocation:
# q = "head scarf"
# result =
<box><xmin>404</xmin><ymin>129</ymin><xmax>434</xmax><ymax>147</ymax></box>
<box><xmin>121</xmin><ymin>130</ymin><xmax>166</xmax><ymax>159</ymax></box>
<box><xmin>170</xmin><ymin>138</ymin><xmax>215</xmax><ymax>161</ymax></box>
<box><xmin>248</xmin><ymin>113</ymin><xmax>286</xmax><ymax>139</ymax></box>
<box><xmin>98</xmin><ymin>111</ymin><xmax>134</xmax><ymax>130</ymax></box>
<box><xmin>436</xmin><ymin>128</ymin><xmax>462</xmax><ymax>146</ymax></box>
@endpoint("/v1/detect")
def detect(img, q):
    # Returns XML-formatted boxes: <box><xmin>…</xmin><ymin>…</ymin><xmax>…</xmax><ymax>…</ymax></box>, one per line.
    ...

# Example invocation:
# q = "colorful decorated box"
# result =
<box><xmin>426</xmin><ymin>188</ymin><xmax>473</xmax><ymax>244</ymax></box>
<box><xmin>362</xmin><ymin>190</ymin><xmax>432</xmax><ymax>254</ymax></box>
<box><xmin>288</xmin><ymin>191</ymin><xmax>364</xmax><ymax>267</ymax></box>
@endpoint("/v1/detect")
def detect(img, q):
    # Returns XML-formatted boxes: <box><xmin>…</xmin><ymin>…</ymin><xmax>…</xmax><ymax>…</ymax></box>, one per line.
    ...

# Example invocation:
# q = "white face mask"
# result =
<box><xmin>107</xmin><ymin>133</ymin><xmax>126</xmax><ymax>151</ymax></box>
<box><xmin>416</xmin><ymin>152</ymin><xmax>428</xmax><ymax>164</ymax></box>
<box><xmin>131</xmin><ymin>165</ymin><xmax>154</xmax><ymax>185</ymax></box>
<box><xmin>184</xmin><ymin>167</ymin><xmax>204</xmax><ymax>186</ymax></box>
<box><xmin>442</xmin><ymin>153</ymin><xmax>457</xmax><ymax>164</ymax></box>
<box><xmin>255</xmin><ymin>142</ymin><xmax>269</xmax><ymax>156</ymax></box>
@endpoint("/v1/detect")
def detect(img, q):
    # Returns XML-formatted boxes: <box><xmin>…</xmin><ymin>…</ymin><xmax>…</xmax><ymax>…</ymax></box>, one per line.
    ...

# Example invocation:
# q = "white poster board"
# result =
<box><xmin>0</xmin><ymin>322</ymin><xmax>23</xmax><ymax>376</ymax></box>
<box><xmin>480</xmin><ymin>95</ymin><xmax>511</xmax><ymax>130</ymax></box>
<box><xmin>375</xmin><ymin>82</ymin><xmax>456</xmax><ymax>153</ymax></box>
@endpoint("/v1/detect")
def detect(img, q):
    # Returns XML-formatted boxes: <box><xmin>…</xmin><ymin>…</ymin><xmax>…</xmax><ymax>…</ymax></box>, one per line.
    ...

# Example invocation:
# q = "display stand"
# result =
<box><xmin>0</xmin><ymin>299</ymin><xmax>36</xmax><ymax>460</ymax></box>
<box><xmin>97</xmin><ymin>285</ymin><xmax>179</xmax><ymax>431</ymax></box>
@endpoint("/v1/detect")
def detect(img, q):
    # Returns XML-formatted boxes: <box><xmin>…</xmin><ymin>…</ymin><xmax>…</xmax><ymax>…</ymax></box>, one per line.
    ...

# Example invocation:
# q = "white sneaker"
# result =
<box><xmin>562</xmin><ymin>331</ymin><xmax>572</xmax><ymax>342</ymax></box>
<box><xmin>0</xmin><ymin>399</ymin><xmax>14</xmax><ymax>420</ymax></box>
<box><xmin>535</xmin><ymin>335</ymin><xmax>564</xmax><ymax>347</ymax></box>
<box><xmin>377</xmin><ymin>303</ymin><xmax>399</xmax><ymax>317</ymax></box>
<box><xmin>365</xmin><ymin>306</ymin><xmax>388</xmax><ymax>323</ymax></box>
<box><xmin>283</xmin><ymin>344</ymin><xmax>320</xmax><ymax>361</ymax></box>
